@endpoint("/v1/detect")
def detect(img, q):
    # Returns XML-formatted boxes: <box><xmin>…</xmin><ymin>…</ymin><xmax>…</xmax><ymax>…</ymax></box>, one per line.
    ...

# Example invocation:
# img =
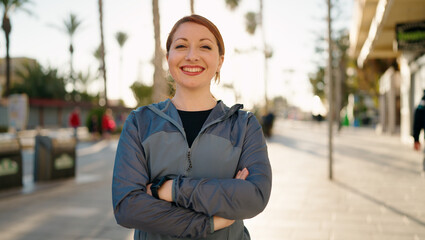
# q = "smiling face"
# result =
<box><xmin>167</xmin><ymin>22</ymin><xmax>224</xmax><ymax>92</ymax></box>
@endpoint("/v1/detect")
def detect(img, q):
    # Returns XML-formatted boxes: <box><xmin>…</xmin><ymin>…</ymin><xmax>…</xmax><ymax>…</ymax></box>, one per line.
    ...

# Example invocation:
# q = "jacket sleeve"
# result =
<box><xmin>172</xmin><ymin>113</ymin><xmax>272</xmax><ymax>220</ymax></box>
<box><xmin>112</xmin><ymin>112</ymin><xmax>213</xmax><ymax>238</ymax></box>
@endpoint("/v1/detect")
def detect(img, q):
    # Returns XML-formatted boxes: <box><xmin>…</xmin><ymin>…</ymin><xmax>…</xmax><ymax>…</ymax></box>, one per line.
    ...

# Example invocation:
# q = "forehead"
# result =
<box><xmin>172</xmin><ymin>22</ymin><xmax>215</xmax><ymax>41</ymax></box>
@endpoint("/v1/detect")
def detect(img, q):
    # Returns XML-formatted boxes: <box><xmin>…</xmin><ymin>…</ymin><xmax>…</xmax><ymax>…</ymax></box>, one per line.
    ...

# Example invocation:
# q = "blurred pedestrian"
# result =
<box><xmin>102</xmin><ymin>108</ymin><xmax>116</xmax><ymax>139</ymax></box>
<box><xmin>69</xmin><ymin>107</ymin><xmax>80</xmax><ymax>139</ymax></box>
<box><xmin>262</xmin><ymin>111</ymin><xmax>275</xmax><ymax>138</ymax></box>
<box><xmin>89</xmin><ymin>114</ymin><xmax>100</xmax><ymax>140</ymax></box>
<box><xmin>413</xmin><ymin>90</ymin><xmax>425</xmax><ymax>171</ymax></box>
<box><xmin>112</xmin><ymin>14</ymin><xmax>272</xmax><ymax>240</ymax></box>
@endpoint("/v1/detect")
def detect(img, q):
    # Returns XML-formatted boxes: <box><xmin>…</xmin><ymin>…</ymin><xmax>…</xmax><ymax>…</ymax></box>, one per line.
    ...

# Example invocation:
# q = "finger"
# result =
<box><xmin>240</xmin><ymin>168</ymin><xmax>249</xmax><ymax>180</ymax></box>
<box><xmin>146</xmin><ymin>183</ymin><xmax>152</xmax><ymax>196</ymax></box>
<box><xmin>235</xmin><ymin>170</ymin><xmax>242</xmax><ymax>179</ymax></box>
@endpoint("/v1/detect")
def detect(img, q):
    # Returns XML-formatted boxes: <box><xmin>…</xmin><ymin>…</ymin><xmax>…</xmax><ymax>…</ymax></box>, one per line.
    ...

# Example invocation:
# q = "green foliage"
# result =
<box><xmin>224</xmin><ymin>0</ymin><xmax>241</xmax><ymax>10</ymax></box>
<box><xmin>65</xmin><ymin>90</ymin><xmax>99</xmax><ymax>104</ymax></box>
<box><xmin>309</xmin><ymin>67</ymin><xmax>326</xmax><ymax>100</ymax></box>
<box><xmin>245</xmin><ymin>12</ymin><xmax>257</xmax><ymax>35</ymax></box>
<box><xmin>75</xmin><ymin>68</ymin><xmax>94</xmax><ymax>93</ymax></box>
<box><xmin>309</xmin><ymin>30</ymin><xmax>351</xmax><ymax>104</ymax></box>
<box><xmin>63</xmin><ymin>13</ymin><xmax>82</xmax><ymax>37</ymax></box>
<box><xmin>167</xmin><ymin>75</ymin><xmax>176</xmax><ymax>97</ymax></box>
<box><xmin>86</xmin><ymin>107</ymin><xmax>105</xmax><ymax>134</ymax></box>
<box><xmin>9</xmin><ymin>62</ymin><xmax>66</xmax><ymax>99</ymax></box>
<box><xmin>0</xmin><ymin>0</ymin><xmax>33</xmax><ymax>15</ymax></box>
<box><xmin>115</xmin><ymin>31</ymin><xmax>128</xmax><ymax>47</ymax></box>
<box><xmin>93</xmin><ymin>45</ymin><xmax>102</xmax><ymax>61</ymax></box>
<box><xmin>130</xmin><ymin>81</ymin><xmax>153</xmax><ymax>107</ymax></box>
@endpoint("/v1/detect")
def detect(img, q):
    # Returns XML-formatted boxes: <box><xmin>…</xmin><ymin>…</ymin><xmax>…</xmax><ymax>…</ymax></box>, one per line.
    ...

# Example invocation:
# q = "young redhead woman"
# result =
<box><xmin>112</xmin><ymin>15</ymin><xmax>272</xmax><ymax>240</ymax></box>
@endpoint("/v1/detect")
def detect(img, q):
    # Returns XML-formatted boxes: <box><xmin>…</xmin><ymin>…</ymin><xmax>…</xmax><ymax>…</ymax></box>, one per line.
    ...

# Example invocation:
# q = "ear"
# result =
<box><xmin>217</xmin><ymin>55</ymin><xmax>224</xmax><ymax>72</ymax></box>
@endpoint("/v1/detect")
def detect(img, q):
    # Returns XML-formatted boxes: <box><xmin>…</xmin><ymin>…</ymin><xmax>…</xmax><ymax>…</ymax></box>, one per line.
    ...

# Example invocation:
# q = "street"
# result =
<box><xmin>1</xmin><ymin>119</ymin><xmax>425</xmax><ymax>240</ymax></box>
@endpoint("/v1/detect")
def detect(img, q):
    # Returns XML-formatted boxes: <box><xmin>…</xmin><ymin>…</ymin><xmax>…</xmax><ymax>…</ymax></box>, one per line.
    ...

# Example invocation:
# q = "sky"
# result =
<box><xmin>3</xmin><ymin>0</ymin><xmax>353</xmax><ymax>111</ymax></box>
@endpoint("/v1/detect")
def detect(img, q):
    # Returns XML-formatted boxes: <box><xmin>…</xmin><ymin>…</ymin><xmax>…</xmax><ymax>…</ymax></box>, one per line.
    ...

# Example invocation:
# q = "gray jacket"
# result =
<box><xmin>112</xmin><ymin>99</ymin><xmax>272</xmax><ymax>239</ymax></box>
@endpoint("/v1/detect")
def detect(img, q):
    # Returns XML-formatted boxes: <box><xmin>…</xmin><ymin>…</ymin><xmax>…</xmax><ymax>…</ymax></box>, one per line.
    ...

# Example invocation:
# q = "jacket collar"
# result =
<box><xmin>148</xmin><ymin>98</ymin><xmax>243</xmax><ymax>129</ymax></box>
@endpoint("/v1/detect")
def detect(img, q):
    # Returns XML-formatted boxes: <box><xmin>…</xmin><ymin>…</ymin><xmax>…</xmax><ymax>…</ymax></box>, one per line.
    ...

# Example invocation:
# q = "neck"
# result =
<box><xmin>172</xmin><ymin>89</ymin><xmax>216</xmax><ymax>111</ymax></box>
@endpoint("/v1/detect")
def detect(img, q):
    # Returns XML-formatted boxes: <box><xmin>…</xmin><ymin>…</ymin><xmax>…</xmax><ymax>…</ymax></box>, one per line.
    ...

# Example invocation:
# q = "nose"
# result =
<box><xmin>185</xmin><ymin>47</ymin><xmax>199</xmax><ymax>61</ymax></box>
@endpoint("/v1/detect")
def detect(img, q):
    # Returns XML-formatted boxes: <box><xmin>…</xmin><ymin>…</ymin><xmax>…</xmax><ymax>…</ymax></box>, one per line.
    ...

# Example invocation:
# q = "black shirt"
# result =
<box><xmin>178</xmin><ymin>109</ymin><xmax>213</xmax><ymax>148</ymax></box>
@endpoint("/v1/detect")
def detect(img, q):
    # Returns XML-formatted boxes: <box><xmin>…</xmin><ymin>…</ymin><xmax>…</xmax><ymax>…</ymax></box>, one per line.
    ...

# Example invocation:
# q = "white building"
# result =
<box><xmin>349</xmin><ymin>0</ymin><xmax>425</xmax><ymax>143</ymax></box>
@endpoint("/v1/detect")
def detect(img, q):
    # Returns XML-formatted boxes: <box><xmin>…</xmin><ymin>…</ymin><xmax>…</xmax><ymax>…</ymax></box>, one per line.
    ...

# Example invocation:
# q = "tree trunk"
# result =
<box><xmin>259</xmin><ymin>0</ymin><xmax>268</xmax><ymax>112</ymax></box>
<box><xmin>190</xmin><ymin>0</ymin><xmax>195</xmax><ymax>14</ymax></box>
<box><xmin>327</xmin><ymin>0</ymin><xmax>334</xmax><ymax>180</ymax></box>
<box><xmin>2</xmin><ymin>16</ymin><xmax>11</xmax><ymax>97</ymax></box>
<box><xmin>152</xmin><ymin>0</ymin><xmax>167</xmax><ymax>103</ymax></box>
<box><xmin>69</xmin><ymin>42</ymin><xmax>75</xmax><ymax>91</ymax></box>
<box><xmin>98</xmin><ymin>0</ymin><xmax>108</xmax><ymax>107</ymax></box>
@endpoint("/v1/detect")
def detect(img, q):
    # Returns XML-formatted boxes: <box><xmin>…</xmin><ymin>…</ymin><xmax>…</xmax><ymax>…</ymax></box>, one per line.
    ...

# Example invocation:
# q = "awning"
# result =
<box><xmin>349</xmin><ymin>0</ymin><xmax>425</xmax><ymax>67</ymax></box>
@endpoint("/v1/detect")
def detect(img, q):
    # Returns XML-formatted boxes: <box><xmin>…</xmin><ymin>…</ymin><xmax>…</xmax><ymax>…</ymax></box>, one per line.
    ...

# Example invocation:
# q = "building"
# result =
<box><xmin>0</xmin><ymin>57</ymin><xmax>133</xmax><ymax>131</ymax></box>
<box><xmin>349</xmin><ymin>0</ymin><xmax>425</xmax><ymax>143</ymax></box>
<box><xmin>0</xmin><ymin>57</ymin><xmax>38</xmax><ymax>94</ymax></box>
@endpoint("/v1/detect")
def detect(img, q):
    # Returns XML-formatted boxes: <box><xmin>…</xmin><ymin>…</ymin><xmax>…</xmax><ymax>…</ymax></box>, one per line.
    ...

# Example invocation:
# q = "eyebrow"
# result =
<box><xmin>174</xmin><ymin>37</ymin><xmax>214</xmax><ymax>43</ymax></box>
<box><xmin>200</xmin><ymin>38</ymin><xmax>213</xmax><ymax>43</ymax></box>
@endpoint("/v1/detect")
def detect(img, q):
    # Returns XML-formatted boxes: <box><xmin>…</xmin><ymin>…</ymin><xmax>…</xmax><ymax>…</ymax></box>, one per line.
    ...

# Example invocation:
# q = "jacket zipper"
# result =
<box><xmin>147</xmin><ymin>101</ymin><xmax>240</xmax><ymax>174</ymax></box>
<box><xmin>185</xmin><ymin>118</ymin><xmax>226</xmax><ymax>173</ymax></box>
<box><xmin>186</xmin><ymin>149</ymin><xmax>192</xmax><ymax>172</ymax></box>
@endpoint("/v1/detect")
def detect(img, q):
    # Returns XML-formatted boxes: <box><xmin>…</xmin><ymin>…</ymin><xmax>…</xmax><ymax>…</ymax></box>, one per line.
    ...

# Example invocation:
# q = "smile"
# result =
<box><xmin>181</xmin><ymin>67</ymin><xmax>204</xmax><ymax>73</ymax></box>
<box><xmin>181</xmin><ymin>66</ymin><xmax>205</xmax><ymax>75</ymax></box>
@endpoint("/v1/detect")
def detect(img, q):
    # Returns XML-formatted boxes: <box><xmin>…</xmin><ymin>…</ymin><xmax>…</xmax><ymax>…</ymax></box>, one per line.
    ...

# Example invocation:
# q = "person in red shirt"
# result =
<box><xmin>69</xmin><ymin>107</ymin><xmax>81</xmax><ymax>139</ymax></box>
<box><xmin>102</xmin><ymin>108</ymin><xmax>116</xmax><ymax>139</ymax></box>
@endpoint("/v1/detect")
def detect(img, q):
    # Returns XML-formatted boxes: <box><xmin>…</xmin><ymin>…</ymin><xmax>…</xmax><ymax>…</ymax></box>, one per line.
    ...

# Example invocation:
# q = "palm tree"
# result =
<box><xmin>61</xmin><ymin>13</ymin><xmax>82</xmax><ymax>89</ymax></box>
<box><xmin>152</xmin><ymin>0</ymin><xmax>167</xmax><ymax>102</ymax></box>
<box><xmin>76</xmin><ymin>68</ymin><xmax>93</xmax><ymax>94</ymax></box>
<box><xmin>10</xmin><ymin>62</ymin><xmax>66</xmax><ymax>100</ymax></box>
<box><xmin>0</xmin><ymin>0</ymin><xmax>32</xmax><ymax>97</ymax></box>
<box><xmin>224</xmin><ymin>0</ymin><xmax>241</xmax><ymax>10</ymax></box>
<box><xmin>115</xmin><ymin>31</ymin><xmax>128</xmax><ymax>97</ymax></box>
<box><xmin>93</xmin><ymin>45</ymin><xmax>102</xmax><ymax>63</ymax></box>
<box><xmin>190</xmin><ymin>0</ymin><xmax>195</xmax><ymax>14</ymax></box>
<box><xmin>225</xmin><ymin>0</ymin><xmax>271</xmax><ymax>111</ymax></box>
<box><xmin>98</xmin><ymin>0</ymin><xmax>108</xmax><ymax>106</ymax></box>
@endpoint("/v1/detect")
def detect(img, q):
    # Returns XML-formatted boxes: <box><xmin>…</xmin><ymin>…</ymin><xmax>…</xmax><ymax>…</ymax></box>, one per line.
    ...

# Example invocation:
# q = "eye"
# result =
<box><xmin>175</xmin><ymin>44</ymin><xmax>185</xmax><ymax>49</ymax></box>
<box><xmin>201</xmin><ymin>45</ymin><xmax>212</xmax><ymax>50</ymax></box>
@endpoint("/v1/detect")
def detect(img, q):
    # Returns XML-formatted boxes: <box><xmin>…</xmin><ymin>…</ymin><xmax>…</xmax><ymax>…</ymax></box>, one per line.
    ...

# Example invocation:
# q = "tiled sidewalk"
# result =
<box><xmin>1</xmin><ymin>119</ymin><xmax>424</xmax><ymax>239</ymax></box>
<box><xmin>245</xmin><ymin>120</ymin><xmax>425</xmax><ymax>240</ymax></box>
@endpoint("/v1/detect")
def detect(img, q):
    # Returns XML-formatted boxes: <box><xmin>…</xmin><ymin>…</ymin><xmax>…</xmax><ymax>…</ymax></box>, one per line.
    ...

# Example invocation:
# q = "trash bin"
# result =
<box><xmin>34</xmin><ymin>135</ymin><xmax>76</xmax><ymax>181</ymax></box>
<box><xmin>0</xmin><ymin>135</ymin><xmax>22</xmax><ymax>190</ymax></box>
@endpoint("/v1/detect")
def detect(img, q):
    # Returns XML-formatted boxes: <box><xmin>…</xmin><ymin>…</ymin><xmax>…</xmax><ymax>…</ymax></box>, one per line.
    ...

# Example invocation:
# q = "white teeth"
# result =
<box><xmin>182</xmin><ymin>67</ymin><xmax>203</xmax><ymax>73</ymax></box>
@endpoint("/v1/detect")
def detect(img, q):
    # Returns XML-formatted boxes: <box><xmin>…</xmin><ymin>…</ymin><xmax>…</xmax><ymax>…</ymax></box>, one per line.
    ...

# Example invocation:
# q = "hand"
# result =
<box><xmin>212</xmin><ymin>168</ymin><xmax>250</xmax><ymax>231</ymax></box>
<box><xmin>146</xmin><ymin>183</ymin><xmax>153</xmax><ymax>196</ymax></box>
<box><xmin>414</xmin><ymin>142</ymin><xmax>421</xmax><ymax>151</ymax></box>
<box><xmin>235</xmin><ymin>168</ymin><xmax>249</xmax><ymax>180</ymax></box>
<box><xmin>213</xmin><ymin>216</ymin><xmax>235</xmax><ymax>231</ymax></box>
<box><xmin>146</xmin><ymin>180</ymin><xmax>173</xmax><ymax>202</ymax></box>
<box><xmin>158</xmin><ymin>180</ymin><xmax>173</xmax><ymax>202</ymax></box>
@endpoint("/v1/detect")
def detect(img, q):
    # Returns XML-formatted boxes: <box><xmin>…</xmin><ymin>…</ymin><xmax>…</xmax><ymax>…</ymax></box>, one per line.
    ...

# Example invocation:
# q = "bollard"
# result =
<box><xmin>0</xmin><ymin>136</ymin><xmax>22</xmax><ymax>190</ymax></box>
<box><xmin>34</xmin><ymin>135</ymin><xmax>76</xmax><ymax>181</ymax></box>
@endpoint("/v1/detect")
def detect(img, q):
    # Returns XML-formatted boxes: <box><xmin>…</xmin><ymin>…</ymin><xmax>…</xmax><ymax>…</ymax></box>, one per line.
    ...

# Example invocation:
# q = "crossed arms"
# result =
<box><xmin>112</xmin><ymin>112</ymin><xmax>272</xmax><ymax>238</ymax></box>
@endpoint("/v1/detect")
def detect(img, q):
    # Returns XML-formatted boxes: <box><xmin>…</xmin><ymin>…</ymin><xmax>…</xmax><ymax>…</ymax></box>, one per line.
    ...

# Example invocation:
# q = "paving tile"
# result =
<box><xmin>1</xmin><ymin>120</ymin><xmax>425</xmax><ymax>239</ymax></box>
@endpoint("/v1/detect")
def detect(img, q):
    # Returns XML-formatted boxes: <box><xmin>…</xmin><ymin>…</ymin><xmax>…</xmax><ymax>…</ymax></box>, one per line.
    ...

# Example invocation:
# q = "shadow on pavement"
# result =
<box><xmin>267</xmin><ymin>133</ymin><xmax>327</xmax><ymax>160</ymax></box>
<box><xmin>333</xmin><ymin>179</ymin><xmax>425</xmax><ymax>228</ymax></box>
<box><xmin>334</xmin><ymin>143</ymin><xmax>421</xmax><ymax>175</ymax></box>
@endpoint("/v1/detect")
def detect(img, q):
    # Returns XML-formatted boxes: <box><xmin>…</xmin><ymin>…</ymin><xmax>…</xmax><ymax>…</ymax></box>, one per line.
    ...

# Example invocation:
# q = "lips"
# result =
<box><xmin>180</xmin><ymin>66</ymin><xmax>205</xmax><ymax>75</ymax></box>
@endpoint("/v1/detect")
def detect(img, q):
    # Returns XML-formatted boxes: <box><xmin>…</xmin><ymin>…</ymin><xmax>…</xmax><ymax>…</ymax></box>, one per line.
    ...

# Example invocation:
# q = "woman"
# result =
<box><xmin>112</xmin><ymin>14</ymin><xmax>272</xmax><ymax>239</ymax></box>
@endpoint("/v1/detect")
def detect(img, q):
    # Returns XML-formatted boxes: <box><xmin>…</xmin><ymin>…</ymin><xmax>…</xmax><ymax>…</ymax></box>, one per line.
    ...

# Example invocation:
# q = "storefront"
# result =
<box><xmin>349</xmin><ymin>0</ymin><xmax>425</xmax><ymax>143</ymax></box>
